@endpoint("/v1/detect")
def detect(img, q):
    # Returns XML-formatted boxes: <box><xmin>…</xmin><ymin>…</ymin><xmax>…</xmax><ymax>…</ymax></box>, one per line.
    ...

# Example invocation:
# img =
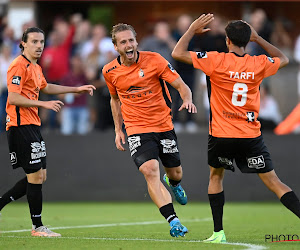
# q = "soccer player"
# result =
<box><xmin>0</xmin><ymin>27</ymin><xmax>95</xmax><ymax>237</ymax></box>
<box><xmin>172</xmin><ymin>14</ymin><xmax>300</xmax><ymax>243</ymax></box>
<box><xmin>103</xmin><ymin>23</ymin><xmax>197</xmax><ymax>237</ymax></box>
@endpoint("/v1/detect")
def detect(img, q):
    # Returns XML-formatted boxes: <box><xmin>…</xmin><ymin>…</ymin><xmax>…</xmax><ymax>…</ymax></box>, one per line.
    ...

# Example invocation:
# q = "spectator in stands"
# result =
<box><xmin>139</xmin><ymin>21</ymin><xmax>176</xmax><ymax>66</ymax></box>
<box><xmin>0</xmin><ymin>43</ymin><xmax>14</xmax><ymax>132</ymax></box>
<box><xmin>59</xmin><ymin>55</ymin><xmax>90</xmax><ymax>135</ymax></box>
<box><xmin>259</xmin><ymin>84</ymin><xmax>282</xmax><ymax>131</ymax></box>
<box><xmin>171</xmin><ymin>14</ymin><xmax>198</xmax><ymax>133</ymax></box>
<box><xmin>40</xmin><ymin>14</ymin><xmax>79</xmax><ymax>131</ymax></box>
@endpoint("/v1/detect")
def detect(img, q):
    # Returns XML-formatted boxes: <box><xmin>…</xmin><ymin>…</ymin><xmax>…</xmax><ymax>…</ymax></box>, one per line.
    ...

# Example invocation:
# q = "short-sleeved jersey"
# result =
<box><xmin>6</xmin><ymin>55</ymin><xmax>48</xmax><ymax>130</ymax></box>
<box><xmin>103</xmin><ymin>51</ymin><xmax>179</xmax><ymax>136</ymax></box>
<box><xmin>190</xmin><ymin>51</ymin><xmax>280</xmax><ymax>138</ymax></box>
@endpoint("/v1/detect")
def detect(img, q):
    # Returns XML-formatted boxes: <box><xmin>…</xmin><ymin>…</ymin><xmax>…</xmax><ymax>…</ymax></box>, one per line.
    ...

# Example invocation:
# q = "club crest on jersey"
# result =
<box><xmin>138</xmin><ymin>69</ymin><xmax>144</xmax><ymax>78</ymax></box>
<box><xmin>196</xmin><ymin>51</ymin><xmax>207</xmax><ymax>59</ymax></box>
<box><xmin>12</xmin><ymin>76</ymin><xmax>21</xmax><ymax>85</ymax></box>
<box><xmin>246</xmin><ymin>112</ymin><xmax>255</xmax><ymax>122</ymax></box>
<box><xmin>267</xmin><ymin>57</ymin><xmax>275</xmax><ymax>63</ymax></box>
<box><xmin>168</xmin><ymin>63</ymin><xmax>175</xmax><ymax>72</ymax></box>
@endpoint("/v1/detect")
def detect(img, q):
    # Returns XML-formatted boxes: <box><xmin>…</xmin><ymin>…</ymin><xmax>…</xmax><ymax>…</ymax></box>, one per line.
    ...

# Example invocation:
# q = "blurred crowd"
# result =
<box><xmin>0</xmin><ymin>9</ymin><xmax>299</xmax><ymax>135</ymax></box>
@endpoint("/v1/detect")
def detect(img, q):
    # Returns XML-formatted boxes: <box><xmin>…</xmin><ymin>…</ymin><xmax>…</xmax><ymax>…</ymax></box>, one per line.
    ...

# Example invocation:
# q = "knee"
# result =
<box><xmin>166</xmin><ymin>166</ymin><xmax>182</xmax><ymax>180</ymax></box>
<box><xmin>209</xmin><ymin>168</ymin><xmax>224</xmax><ymax>182</ymax></box>
<box><xmin>140</xmin><ymin>163</ymin><xmax>159</xmax><ymax>180</ymax></box>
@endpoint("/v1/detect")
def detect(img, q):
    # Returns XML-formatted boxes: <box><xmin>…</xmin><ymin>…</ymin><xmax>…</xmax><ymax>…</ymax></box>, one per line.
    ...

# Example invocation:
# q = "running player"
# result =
<box><xmin>0</xmin><ymin>27</ymin><xmax>95</xmax><ymax>237</ymax></box>
<box><xmin>172</xmin><ymin>14</ymin><xmax>300</xmax><ymax>243</ymax></box>
<box><xmin>103</xmin><ymin>23</ymin><xmax>197</xmax><ymax>237</ymax></box>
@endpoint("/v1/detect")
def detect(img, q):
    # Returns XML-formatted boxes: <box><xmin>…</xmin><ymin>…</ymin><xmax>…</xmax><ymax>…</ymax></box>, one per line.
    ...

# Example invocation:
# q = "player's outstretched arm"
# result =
<box><xmin>172</xmin><ymin>13</ymin><xmax>214</xmax><ymax>64</ymax></box>
<box><xmin>42</xmin><ymin>83</ymin><xmax>96</xmax><ymax>96</ymax></box>
<box><xmin>110</xmin><ymin>94</ymin><xmax>126</xmax><ymax>151</ymax></box>
<box><xmin>8</xmin><ymin>92</ymin><xmax>64</xmax><ymax>112</ymax></box>
<box><xmin>246</xmin><ymin>22</ymin><xmax>289</xmax><ymax>69</ymax></box>
<box><xmin>169</xmin><ymin>77</ymin><xmax>197</xmax><ymax>113</ymax></box>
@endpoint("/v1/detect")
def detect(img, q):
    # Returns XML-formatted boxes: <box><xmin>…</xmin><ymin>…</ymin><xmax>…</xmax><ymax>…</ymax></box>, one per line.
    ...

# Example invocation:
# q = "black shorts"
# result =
<box><xmin>7</xmin><ymin>125</ymin><xmax>47</xmax><ymax>174</ymax></box>
<box><xmin>128</xmin><ymin>129</ymin><xmax>181</xmax><ymax>168</ymax></box>
<box><xmin>208</xmin><ymin>135</ymin><xmax>273</xmax><ymax>173</ymax></box>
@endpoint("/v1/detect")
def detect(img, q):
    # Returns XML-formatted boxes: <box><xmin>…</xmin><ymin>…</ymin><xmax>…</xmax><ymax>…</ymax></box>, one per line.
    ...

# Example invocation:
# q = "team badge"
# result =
<box><xmin>138</xmin><ymin>69</ymin><xmax>144</xmax><ymax>78</ymax></box>
<box><xmin>267</xmin><ymin>57</ymin><xmax>274</xmax><ymax>63</ymax></box>
<box><xmin>12</xmin><ymin>76</ymin><xmax>21</xmax><ymax>85</ymax></box>
<box><xmin>196</xmin><ymin>51</ymin><xmax>208</xmax><ymax>59</ymax></box>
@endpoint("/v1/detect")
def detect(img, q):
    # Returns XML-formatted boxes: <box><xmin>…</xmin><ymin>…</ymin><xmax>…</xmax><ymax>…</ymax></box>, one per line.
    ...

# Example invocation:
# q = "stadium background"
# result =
<box><xmin>0</xmin><ymin>0</ymin><xmax>299</xmax><ymax>202</ymax></box>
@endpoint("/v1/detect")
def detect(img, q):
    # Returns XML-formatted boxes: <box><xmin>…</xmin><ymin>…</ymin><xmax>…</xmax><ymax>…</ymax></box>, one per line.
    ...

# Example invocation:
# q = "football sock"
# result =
<box><xmin>208</xmin><ymin>191</ymin><xmax>225</xmax><ymax>232</ymax></box>
<box><xmin>168</xmin><ymin>178</ymin><xmax>181</xmax><ymax>187</ymax></box>
<box><xmin>280</xmin><ymin>191</ymin><xmax>300</xmax><ymax>218</ymax></box>
<box><xmin>27</xmin><ymin>183</ymin><xmax>43</xmax><ymax>228</ymax></box>
<box><xmin>0</xmin><ymin>177</ymin><xmax>27</xmax><ymax>211</ymax></box>
<box><xmin>159</xmin><ymin>203</ymin><xmax>178</xmax><ymax>223</ymax></box>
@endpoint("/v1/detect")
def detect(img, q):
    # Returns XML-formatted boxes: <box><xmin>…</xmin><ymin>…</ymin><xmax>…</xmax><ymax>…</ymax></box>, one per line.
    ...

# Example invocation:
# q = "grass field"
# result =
<box><xmin>1</xmin><ymin>202</ymin><xmax>299</xmax><ymax>249</ymax></box>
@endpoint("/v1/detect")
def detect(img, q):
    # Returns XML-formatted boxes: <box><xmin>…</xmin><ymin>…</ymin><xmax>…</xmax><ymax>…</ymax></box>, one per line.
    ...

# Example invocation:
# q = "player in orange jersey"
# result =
<box><xmin>103</xmin><ymin>23</ymin><xmax>197</xmax><ymax>237</ymax></box>
<box><xmin>172</xmin><ymin>14</ymin><xmax>300</xmax><ymax>243</ymax></box>
<box><xmin>0</xmin><ymin>27</ymin><xmax>95</xmax><ymax>237</ymax></box>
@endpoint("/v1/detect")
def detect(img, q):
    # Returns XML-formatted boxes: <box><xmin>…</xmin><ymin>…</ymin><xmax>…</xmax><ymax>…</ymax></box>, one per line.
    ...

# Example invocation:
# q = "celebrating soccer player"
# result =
<box><xmin>103</xmin><ymin>23</ymin><xmax>197</xmax><ymax>237</ymax></box>
<box><xmin>0</xmin><ymin>27</ymin><xmax>95</xmax><ymax>237</ymax></box>
<box><xmin>172</xmin><ymin>14</ymin><xmax>300</xmax><ymax>243</ymax></box>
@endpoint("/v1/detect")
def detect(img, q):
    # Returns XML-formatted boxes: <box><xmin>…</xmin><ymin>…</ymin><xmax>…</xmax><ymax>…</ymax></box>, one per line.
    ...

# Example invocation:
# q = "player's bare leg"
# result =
<box><xmin>208</xmin><ymin>166</ymin><xmax>225</xmax><ymax>194</ymax></box>
<box><xmin>259</xmin><ymin>170</ymin><xmax>300</xmax><ymax>218</ymax></box>
<box><xmin>139</xmin><ymin>159</ymin><xmax>188</xmax><ymax>237</ymax></box>
<box><xmin>139</xmin><ymin>159</ymin><xmax>171</xmax><ymax>207</ymax></box>
<box><xmin>204</xmin><ymin>166</ymin><xmax>226</xmax><ymax>243</ymax></box>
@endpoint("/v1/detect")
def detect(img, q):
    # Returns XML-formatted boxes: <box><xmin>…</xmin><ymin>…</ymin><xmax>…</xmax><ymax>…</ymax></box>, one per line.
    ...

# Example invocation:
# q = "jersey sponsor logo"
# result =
<box><xmin>196</xmin><ymin>51</ymin><xmax>207</xmax><ymax>59</ymax></box>
<box><xmin>128</xmin><ymin>136</ymin><xmax>141</xmax><ymax>156</ymax></box>
<box><xmin>30</xmin><ymin>141</ymin><xmax>46</xmax><ymax>160</ymax></box>
<box><xmin>267</xmin><ymin>57</ymin><xmax>275</xmax><ymax>63</ymax></box>
<box><xmin>160</xmin><ymin>139</ymin><xmax>179</xmax><ymax>154</ymax></box>
<box><xmin>12</xmin><ymin>76</ymin><xmax>21</xmax><ymax>85</ymax></box>
<box><xmin>105</xmin><ymin>65</ymin><xmax>117</xmax><ymax>73</ymax></box>
<box><xmin>247</xmin><ymin>155</ymin><xmax>265</xmax><ymax>169</ymax></box>
<box><xmin>9</xmin><ymin>152</ymin><xmax>17</xmax><ymax>165</ymax></box>
<box><xmin>138</xmin><ymin>69</ymin><xmax>144</xmax><ymax>78</ymax></box>
<box><xmin>246</xmin><ymin>112</ymin><xmax>255</xmax><ymax>122</ymax></box>
<box><xmin>126</xmin><ymin>86</ymin><xmax>145</xmax><ymax>93</ymax></box>
<box><xmin>168</xmin><ymin>63</ymin><xmax>175</xmax><ymax>72</ymax></box>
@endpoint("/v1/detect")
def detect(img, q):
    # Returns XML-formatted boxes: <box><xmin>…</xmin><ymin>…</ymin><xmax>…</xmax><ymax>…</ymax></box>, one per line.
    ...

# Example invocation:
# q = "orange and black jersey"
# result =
<box><xmin>190</xmin><ymin>51</ymin><xmax>280</xmax><ymax>138</ymax></box>
<box><xmin>6</xmin><ymin>55</ymin><xmax>47</xmax><ymax>130</ymax></box>
<box><xmin>103</xmin><ymin>51</ymin><xmax>180</xmax><ymax>136</ymax></box>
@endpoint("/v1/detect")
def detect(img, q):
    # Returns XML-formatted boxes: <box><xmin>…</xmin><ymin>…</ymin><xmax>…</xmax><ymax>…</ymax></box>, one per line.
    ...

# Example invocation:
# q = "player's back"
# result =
<box><xmin>190</xmin><ymin>51</ymin><xmax>280</xmax><ymax>138</ymax></box>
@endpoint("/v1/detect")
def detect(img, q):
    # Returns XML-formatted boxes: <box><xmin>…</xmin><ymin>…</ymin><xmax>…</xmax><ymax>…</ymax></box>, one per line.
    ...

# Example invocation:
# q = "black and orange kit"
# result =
<box><xmin>103</xmin><ymin>51</ymin><xmax>181</xmax><ymax>168</ymax></box>
<box><xmin>190</xmin><ymin>51</ymin><xmax>280</xmax><ymax>173</ymax></box>
<box><xmin>6</xmin><ymin>55</ymin><xmax>47</xmax><ymax>173</ymax></box>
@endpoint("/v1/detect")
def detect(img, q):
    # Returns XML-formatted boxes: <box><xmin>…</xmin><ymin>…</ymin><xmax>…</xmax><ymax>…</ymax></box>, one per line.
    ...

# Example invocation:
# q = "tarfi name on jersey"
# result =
<box><xmin>229</xmin><ymin>71</ymin><xmax>255</xmax><ymax>80</ymax></box>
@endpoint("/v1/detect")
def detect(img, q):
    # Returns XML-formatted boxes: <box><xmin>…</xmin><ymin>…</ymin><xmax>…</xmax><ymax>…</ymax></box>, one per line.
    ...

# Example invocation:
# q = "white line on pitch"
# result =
<box><xmin>1</xmin><ymin>236</ymin><xmax>268</xmax><ymax>250</ymax></box>
<box><xmin>1</xmin><ymin>218</ymin><xmax>211</xmax><ymax>233</ymax></box>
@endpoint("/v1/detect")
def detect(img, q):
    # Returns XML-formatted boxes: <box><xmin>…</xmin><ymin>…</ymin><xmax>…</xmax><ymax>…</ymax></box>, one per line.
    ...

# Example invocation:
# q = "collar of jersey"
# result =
<box><xmin>230</xmin><ymin>52</ymin><xmax>247</xmax><ymax>57</ymax></box>
<box><xmin>117</xmin><ymin>51</ymin><xmax>140</xmax><ymax>65</ymax></box>
<box><xmin>22</xmin><ymin>54</ymin><xmax>31</xmax><ymax>63</ymax></box>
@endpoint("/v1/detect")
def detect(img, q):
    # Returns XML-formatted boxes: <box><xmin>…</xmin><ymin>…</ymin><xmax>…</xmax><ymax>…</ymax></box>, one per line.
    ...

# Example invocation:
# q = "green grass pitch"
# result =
<box><xmin>1</xmin><ymin>202</ymin><xmax>299</xmax><ymax>249</ymax></box>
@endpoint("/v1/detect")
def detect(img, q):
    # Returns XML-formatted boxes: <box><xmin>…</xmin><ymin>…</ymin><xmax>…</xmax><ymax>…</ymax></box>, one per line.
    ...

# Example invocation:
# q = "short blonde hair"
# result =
<box><xmin>111</xmin><ymin>23</ymin><xmax>137</xmax><ymax>45</ymax></box>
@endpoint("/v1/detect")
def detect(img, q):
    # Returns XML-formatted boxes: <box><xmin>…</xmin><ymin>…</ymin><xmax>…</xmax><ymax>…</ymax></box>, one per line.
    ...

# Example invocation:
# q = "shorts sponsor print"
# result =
<box><xmin>7</xmin><ymin>125</ymin><xmax>46</xmax><ymax>173</ymax></box>
<box><xmin>208</xmin><ymin>135</ymin><xmax>273</xmax><ymax>173</ymax></box>
<box><xmin>128</xmin><ymin>130</ymin><xmax>181</xmax><ymax>168</ymax></box>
